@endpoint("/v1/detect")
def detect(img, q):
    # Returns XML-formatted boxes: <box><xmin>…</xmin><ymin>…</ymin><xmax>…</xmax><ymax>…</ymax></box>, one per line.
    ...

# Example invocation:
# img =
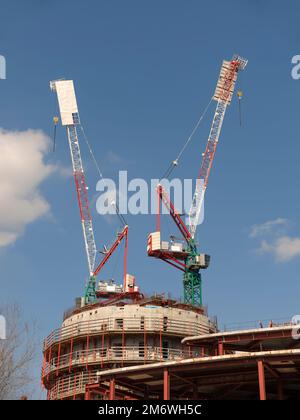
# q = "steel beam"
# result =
<box><xmin>257</xmin><ymin>360</ymin><xmax>266</xmax><ymax>400</ymax></box>
<box><xmin>163</xmin><ymin>369</ymin><xmax>170</xmax><ymax>400</ymax></box>
<box><xmin>109</xmin><ymin>378</ymin><xmax>116</xmax><ymax>400</ymax></box>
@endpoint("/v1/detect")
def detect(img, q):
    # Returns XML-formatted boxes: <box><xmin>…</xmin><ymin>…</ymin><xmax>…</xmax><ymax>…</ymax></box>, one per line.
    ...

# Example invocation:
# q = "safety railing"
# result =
<box><xmin>43</xmin><ymin>316</ymin><xmax>213</xmax><ymax>350</ymax></box>
<box><xmin>42</xmin><ymin>346</ymin><xmax>200</xmax><ymax>377</ymax></box>
<box><xmin>46</xmin><ymin>343</ymin><xmax>206</xmax><ymax>400</ymax></box>
<box><xmin>48</xmin><ymin>371</ymin><xmax>99</xmax><ymax>400</ymax></box>
<box><xmin>222</xmin><ymin>317</ymin><xmax>295</xmax><ymax>332</ymax></box>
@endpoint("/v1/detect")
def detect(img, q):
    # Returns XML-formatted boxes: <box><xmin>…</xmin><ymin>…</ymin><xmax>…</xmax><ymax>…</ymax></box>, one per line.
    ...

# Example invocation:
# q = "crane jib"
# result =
<box><xmin>188</xmin><ymin>56</ymin><xmax>247</xmax><ymax>238</ymax></box>
<box><xmin>67</xmin><ymin>125</ymin><xmax>97</xmax><ymax>275</ymax></box>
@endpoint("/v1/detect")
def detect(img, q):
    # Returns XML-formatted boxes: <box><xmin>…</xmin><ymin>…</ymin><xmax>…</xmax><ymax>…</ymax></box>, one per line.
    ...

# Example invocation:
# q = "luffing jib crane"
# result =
<box><xmin>50</xmin><ymin>80</ymin><xmax>138</xmax><ymax>305</ymax></box>
<box><xmin>147</xmin><ymin>55</ymin><xmax>248</xmax><ymax>307</ymax></box>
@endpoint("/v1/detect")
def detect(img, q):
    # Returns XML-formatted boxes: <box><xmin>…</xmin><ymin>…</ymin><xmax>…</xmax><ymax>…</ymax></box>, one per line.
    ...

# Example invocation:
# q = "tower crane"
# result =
<box><xmin>147</xmin><ymin>55</ymin><xmax>248</xmax><ymax>307</ymax></box>
<box><xmin>50</xmin><ymin>80</ymin><xmax>139</xmax><ymax>305</ymax></box>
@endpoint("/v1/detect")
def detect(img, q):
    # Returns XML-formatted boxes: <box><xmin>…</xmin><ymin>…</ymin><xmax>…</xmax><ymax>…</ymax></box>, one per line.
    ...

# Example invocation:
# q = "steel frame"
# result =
<box><xmin>188</xmin><ymin>58</ymin><xmax>243</xmax><ymax>238</ymax></box>
<box><xmin>67</xmin><ymin>125</ymin><xmax>97</xmax><ymax>276</ymax></box>
<box><xmin>93</xmin><ymin>225</ymin><xmax>128</xmax><ymax>277</ymax></box>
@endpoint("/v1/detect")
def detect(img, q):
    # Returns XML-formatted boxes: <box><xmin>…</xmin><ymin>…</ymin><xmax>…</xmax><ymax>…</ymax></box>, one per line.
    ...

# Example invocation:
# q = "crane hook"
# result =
<box><xmin>237</xmin><ymin>90</ymin><xmax>243</xmax><ymax>126</ymax></box>
<box><xmin>53</xmin><ymin>116</ymin><xmax>59</xmax><ymax>152</ymax></box>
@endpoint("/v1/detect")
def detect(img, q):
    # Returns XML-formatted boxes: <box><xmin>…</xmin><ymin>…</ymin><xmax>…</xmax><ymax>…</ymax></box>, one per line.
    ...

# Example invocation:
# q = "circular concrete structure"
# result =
<box><xmin>42</xmin><ymin>299</ymin><xmax>216</xmax><ymax>400</ymax></box>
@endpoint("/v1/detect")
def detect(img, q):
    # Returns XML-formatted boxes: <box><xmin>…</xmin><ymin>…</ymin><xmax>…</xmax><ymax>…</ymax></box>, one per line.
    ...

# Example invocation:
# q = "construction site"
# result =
<box><xmin>41</xmin><ymin>55</ymin><xmax>300</xmax><ymax>401</ymax></box>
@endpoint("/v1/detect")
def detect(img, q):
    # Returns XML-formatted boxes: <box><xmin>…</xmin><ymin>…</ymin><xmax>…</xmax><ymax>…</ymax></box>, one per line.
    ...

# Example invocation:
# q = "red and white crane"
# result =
<box><xmin>148</xmin><ymin>55</ymin><xmax>248</xmax><ymax>306</ymax></box>
<box><xmin>51</xmin><ymin>80</ymin><xmax>139</xmax><ymax>304</ymax></box>
<box><xmin>50</xmin><ymin>80</ymin><xmax>97</xmax><ymax>276</ymax></box>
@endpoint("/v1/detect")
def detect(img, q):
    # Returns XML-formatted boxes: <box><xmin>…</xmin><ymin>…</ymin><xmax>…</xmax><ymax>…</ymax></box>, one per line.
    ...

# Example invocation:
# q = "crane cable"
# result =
<box><xmin>160</xmin><ymin>96</ymin><xmax>213</xmax><ymax>181</ymax></box>
<box><xmin>237</xmin><ymin>90</ymin><xmax>243</xmax><ymax>126</ymax></box>
<box><xmin>52</xmin><ymin>97</ymin><xmax>60</xmax><ymax>152</ymax></box>
<box><xmin>53</xmin><ymin>119</ymin><xmax>58</xmax><ymax>152</ymax></box>
<box><xmin>79</xmin><ymin>124</ymin><xmax>128</xmax><ymax>227</ymax></box>
<box><xmin>80</xmin><ymin>124</ymin><xmax>104</xmax><ymax>180</ymax></box>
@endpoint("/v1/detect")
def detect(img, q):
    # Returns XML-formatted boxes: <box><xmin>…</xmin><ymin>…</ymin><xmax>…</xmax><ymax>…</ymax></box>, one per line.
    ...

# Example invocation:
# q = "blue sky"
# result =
<box><xmin>1</xmin><ymin>0</ymin><xmax>300</xmax><ymax>397</ymax></box>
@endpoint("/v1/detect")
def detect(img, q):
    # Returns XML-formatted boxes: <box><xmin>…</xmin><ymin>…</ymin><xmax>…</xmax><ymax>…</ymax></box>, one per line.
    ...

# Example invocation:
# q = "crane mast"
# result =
<box><xmin>50</xmin><ymin>80</ymin><xmax>97</xmax><ymax>300</ymax></box>
<box><xmin>67</xmin><ymin>124</ymin><xmax>97</xmax><ymax>275</ymax></box>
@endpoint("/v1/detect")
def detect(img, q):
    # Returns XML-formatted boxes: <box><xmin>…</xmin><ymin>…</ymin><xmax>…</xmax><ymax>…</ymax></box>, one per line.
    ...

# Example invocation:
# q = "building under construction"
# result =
<box><xmin>42</xmin><ymin>295</ymin><xmax>217</xmax><ymax>400</ymax></box>
<box><xmin>41</xmin><ymin>56</ymin><xmax>300</xmax><ymax>400</ymax></box>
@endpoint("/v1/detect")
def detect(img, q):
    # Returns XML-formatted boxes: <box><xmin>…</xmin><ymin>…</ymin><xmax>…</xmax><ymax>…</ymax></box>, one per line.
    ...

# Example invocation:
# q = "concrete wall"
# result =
<box><xmin>62</xmin><ymin>304</ymin><xmax>213</xmax><ymax>337</ymax></box>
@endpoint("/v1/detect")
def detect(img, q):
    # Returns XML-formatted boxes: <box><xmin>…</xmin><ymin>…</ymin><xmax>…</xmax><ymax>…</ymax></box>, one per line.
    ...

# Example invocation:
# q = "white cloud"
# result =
<box><xmin>249</xmin><ymin>218</ymin><xmax>288</xmax><ymax>238</ymax></box>
<box><xmin>250</xmin><ymin>218</ymin><xmax>300</xmax><ymax>263</ymax></box>
<box><xmin>258</xmin><ymin>236</ymin><xmax>300</xmax><ymax>262</ymax></box>
<box><xmin>0</xmin><ymin>128</ymin><xmax>56</xmax><ymax>246</ymax></box>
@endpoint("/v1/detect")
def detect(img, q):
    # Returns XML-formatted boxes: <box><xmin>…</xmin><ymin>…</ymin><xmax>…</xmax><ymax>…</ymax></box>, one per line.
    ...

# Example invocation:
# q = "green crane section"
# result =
<box><xmin>184</xmin><ymin>239</ymin><xmax>203</xmax><ymax>306</ymax></box>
